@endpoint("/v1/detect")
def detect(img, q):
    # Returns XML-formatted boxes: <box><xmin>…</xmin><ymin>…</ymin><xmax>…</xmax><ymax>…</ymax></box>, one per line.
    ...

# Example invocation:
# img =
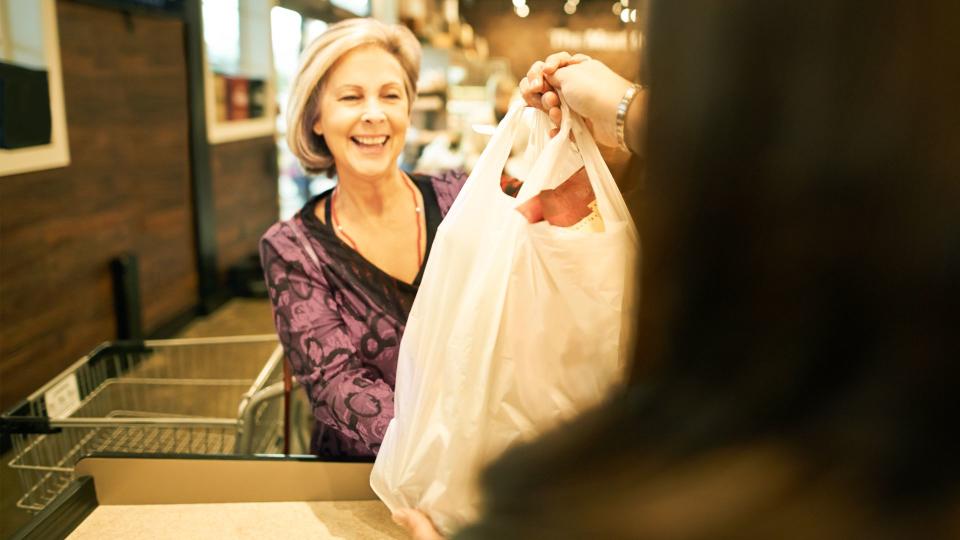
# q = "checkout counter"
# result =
<box><xmin>14</xmin><ymin>454</ymin><xmax>405</xmax><ymax>539</ymax></box>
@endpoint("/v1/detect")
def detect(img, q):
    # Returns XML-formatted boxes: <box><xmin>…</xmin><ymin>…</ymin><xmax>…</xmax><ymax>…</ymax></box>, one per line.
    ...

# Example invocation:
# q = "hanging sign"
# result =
<box><xmin>548</xmin><ymin>28</ymin><xmax>643</xmax><ymax>51</ymax></box>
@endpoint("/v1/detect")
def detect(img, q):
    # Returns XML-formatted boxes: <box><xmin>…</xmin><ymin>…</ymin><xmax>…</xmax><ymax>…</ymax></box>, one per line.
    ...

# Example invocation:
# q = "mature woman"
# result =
<box><xmin>260</xmin><ymin>19</ymin><xmax>467</xmax><ymax>458</ymax></box>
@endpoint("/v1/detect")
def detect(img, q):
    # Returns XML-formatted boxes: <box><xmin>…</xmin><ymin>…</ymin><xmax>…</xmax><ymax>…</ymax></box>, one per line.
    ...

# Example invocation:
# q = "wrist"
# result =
<box><xmin>623</xmin><ymin>86</ymin><xmax>645</xmax><ymax>155</ymax></box>
<box><xmin>616</xmin><ymin>83</ymin><xmax>643</xmax><ymax>153</ymax></box>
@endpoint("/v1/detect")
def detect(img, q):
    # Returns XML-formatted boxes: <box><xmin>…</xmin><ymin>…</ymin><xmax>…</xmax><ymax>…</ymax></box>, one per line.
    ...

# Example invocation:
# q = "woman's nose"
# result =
<box><xmin>361</xmin><ymin>99</ymin><xmax>386</xmax><ymax>123</ymax></box>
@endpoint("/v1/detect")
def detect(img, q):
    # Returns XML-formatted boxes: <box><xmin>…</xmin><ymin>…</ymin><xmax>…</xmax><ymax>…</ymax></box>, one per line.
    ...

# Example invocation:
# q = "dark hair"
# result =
<box><xmin>634</xmin><ymin>0</ymin><xmax>960</xmax><ymax>492</ymax></box>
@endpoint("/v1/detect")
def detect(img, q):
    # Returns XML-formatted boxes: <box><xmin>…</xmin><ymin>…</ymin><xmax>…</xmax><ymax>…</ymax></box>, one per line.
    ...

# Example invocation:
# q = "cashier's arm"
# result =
<box><xmin>520</xmin><ymin>52</ymin><xmax>646</xmax><ymax>157</ymax></box>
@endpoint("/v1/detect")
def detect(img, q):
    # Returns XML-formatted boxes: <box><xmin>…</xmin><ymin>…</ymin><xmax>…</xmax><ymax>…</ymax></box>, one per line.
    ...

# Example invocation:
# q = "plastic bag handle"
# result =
<box><xmin>453</xmin><ymin>104</ymin><xmax>538</xmax><ymax>207</ymax></box>
<box><xmin>566</xmin><ymin>97</ymin><xmax>636</xmax><ymax>238</ymax></box>
<box><xmin>553</xmin><ymin>91</ymin><xmax>574</xmax><ymax>141</ymax></box>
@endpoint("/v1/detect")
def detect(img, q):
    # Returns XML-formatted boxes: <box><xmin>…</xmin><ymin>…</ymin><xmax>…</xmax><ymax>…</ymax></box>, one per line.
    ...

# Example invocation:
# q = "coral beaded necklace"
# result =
<box><xmin>330</xmin><ymin>175</ymin><xmax>424</xmax><ymax>269</ymax></box>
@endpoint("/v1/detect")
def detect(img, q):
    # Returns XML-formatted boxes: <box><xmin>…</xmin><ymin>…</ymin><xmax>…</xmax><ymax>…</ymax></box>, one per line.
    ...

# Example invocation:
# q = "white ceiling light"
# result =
<box><xmin>564</xmin><ymin>1</ymin><xmax>577</xmax><ymax>14</ymax></box>
<box><xmin>620</xmin><ymin>7</ymin><xmax>630</xmax><ymax>22</ymax></box>
<box><xmin>630</xmin><ymin>8</ymin><xmax>637</xmax><ymax>22</ymax></box>
<box><xmin>516</xmin><ymin>3</ymin><xmax>530</xmax><ymax>17</ymax></box>
<box><xmin>612</xmin><ymin>2</ymin><xmax>622</xmax><ymax>16</ymax></box>
<box><xmin>512</xmin><ymin>0</ymin><xmax>525</xmax><ymax>7</ymax></box>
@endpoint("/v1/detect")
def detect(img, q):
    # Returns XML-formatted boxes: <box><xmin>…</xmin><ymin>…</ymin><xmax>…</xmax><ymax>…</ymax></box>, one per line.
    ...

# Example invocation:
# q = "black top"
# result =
<box><xmin>298</xmin><ymin>174</ymin><xmax>443</xmax><ymax>324</ymax></box>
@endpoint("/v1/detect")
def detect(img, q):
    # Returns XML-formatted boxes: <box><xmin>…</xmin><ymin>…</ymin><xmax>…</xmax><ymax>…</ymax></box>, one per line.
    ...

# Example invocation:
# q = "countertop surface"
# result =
<box><xmin>67</xmin><ymin>500</ymin><xmax>406</xmax><ymax>540</ymax></box>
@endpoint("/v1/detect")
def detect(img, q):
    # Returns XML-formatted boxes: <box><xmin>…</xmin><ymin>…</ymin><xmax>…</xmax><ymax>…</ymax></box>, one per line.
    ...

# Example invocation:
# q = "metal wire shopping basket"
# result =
<box><xmin>0</xmin><ymin>335</ymin><xmax>289</xmax><ymax>512</ymax></box>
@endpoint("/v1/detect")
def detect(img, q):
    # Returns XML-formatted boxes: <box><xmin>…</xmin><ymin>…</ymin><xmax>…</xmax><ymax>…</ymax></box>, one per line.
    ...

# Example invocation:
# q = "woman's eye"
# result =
<box><xmin>339</xmin><ymin>95</ymin><xmax>360</xmax><ymax>101</ymax></box>
<box><xmin>384</xmin><ymin>94</ymin><xmax>401</xmax><ymax>100</ymax></box>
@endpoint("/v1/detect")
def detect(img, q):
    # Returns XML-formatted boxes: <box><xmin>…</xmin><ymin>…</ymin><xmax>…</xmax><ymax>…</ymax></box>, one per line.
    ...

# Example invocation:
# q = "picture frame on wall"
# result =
<box><xmin>0</xmin><ymin>0</ymin><xmax>70</xmax><ymax>177</ymax></box>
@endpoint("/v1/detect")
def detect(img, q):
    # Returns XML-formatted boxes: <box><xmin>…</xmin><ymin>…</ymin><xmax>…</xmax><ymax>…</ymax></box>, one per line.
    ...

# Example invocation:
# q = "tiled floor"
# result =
<box><xmin>0</xmin><ymin>298</ymin><xmax>277</xmax><ymax>539</ymax></box>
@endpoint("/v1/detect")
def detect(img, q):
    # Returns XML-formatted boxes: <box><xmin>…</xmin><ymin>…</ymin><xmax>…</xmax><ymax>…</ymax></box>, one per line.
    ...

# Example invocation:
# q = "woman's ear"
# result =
<box><xmin>312</xmin><ymin>117</ymin><xmax>323</xmax><ymax>137</ymax></box>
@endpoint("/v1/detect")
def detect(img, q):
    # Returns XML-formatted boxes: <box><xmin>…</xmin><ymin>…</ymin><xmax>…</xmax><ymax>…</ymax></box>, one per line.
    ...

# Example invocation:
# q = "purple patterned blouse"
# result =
<box><xmin>260</xmin><ymin>171</ymin><xmax>467</xmax><ymax>458</ymax></box>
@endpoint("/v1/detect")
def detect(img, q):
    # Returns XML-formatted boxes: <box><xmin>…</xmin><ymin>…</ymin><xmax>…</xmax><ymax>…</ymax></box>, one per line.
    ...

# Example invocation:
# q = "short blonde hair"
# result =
<box><xmin>286</xmin><ymin>18</ymin><xmax>421</xmax><ymax>175</ymax></box>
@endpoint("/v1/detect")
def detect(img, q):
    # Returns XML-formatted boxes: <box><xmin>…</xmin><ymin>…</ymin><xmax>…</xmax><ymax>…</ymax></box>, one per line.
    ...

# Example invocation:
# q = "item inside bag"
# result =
<box><xmin>501</xmin><ymin>167</ymin><xmax>605</xmax><ymax>232</ymax></box>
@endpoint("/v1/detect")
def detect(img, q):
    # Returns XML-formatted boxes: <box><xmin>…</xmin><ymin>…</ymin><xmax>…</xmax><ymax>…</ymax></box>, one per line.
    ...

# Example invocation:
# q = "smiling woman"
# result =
<box><xmin>314</xmin><ymin>46</ymin><xmax>412</xmax><ymax>215</ymax></box>
<box><xmin>259</xmin><ymin>19</ymin><xmax>468</xmax><ymax>459</ymax></box>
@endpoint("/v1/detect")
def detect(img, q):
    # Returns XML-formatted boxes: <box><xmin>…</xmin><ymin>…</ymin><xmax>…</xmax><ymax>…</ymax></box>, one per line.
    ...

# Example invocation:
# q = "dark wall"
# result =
<box><xmin>0</xmin><ymin>1</ymin><xmax>196</xmax><ymax>411</ymax></box>
<box><xmin>210</xmin><ymin>136</ymin><xmax>278</xmax><ymax>281</ymax></box>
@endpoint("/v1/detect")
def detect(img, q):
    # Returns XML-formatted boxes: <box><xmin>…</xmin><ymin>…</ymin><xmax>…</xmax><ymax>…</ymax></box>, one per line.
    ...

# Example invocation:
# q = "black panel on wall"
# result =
<box><xmin>70</xmin><ymin>0</ymin><xmax>185</xmax><ymax>15</ymax></box>
<box><xmin>0</xmin><ymin>62</ymin><xmax>52</xmax><ymax>149</ymax></box>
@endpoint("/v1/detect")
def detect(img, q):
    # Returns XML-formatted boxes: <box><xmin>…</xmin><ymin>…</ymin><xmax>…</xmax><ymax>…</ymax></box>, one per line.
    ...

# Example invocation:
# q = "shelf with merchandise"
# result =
<box><xmin>202</xmin><ymin>0</ymin><xmax>276</xmax><ymax>144</ymax></box>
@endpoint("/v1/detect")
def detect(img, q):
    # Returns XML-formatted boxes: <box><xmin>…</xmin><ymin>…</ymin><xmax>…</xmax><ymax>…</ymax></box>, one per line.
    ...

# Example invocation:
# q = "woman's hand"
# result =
<box><xmin>392</xmin><ymin>509</ymin><xmax>445</xmax><ymax>540</ymax></box>
<box><xmin>520</xmin><ymin>53</ymin><xmax>633</xmax><ymax>148</ymax></box>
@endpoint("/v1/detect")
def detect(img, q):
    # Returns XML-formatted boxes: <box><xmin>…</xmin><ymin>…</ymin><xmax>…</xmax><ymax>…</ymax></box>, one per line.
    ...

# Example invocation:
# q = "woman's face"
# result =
<box><xmin>314</xmin><ymin>45</ymin><xmax>410</xmax><ymax>181</ymax></box>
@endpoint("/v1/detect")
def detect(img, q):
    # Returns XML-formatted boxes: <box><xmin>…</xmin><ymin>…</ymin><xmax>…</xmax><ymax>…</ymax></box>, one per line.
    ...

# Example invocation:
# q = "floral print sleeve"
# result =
<box><xmin>431</xmin><ymin>169</ymin><xmax>468</xmax><ymax>213</ymax></box>
<box><xmin>260</xmin><ymin>230</ymin><xmax>393</xmax><ymax>455</ymax></box>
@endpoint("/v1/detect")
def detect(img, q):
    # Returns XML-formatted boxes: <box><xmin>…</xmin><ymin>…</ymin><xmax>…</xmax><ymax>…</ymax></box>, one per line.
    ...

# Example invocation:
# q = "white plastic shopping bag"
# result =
<box><xmin>371</xmin><ymin>101</ymin><xmax>640</xmax><ymax>535</ymax></box>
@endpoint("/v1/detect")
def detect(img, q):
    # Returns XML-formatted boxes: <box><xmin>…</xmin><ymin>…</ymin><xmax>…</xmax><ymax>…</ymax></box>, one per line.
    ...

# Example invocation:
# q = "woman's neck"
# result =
<box><xmin>336</xmin><ymin>167</ymin><xmax>407</xmax><ymax>217</ymax></box>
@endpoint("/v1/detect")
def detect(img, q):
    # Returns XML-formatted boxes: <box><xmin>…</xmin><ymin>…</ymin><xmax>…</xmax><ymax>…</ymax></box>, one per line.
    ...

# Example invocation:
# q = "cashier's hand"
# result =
<box><xmin>393</xmin><ymin>509</ymin><xmax>445</xmax><ymax>540</ymax></box>
<box><xmin>520</xmin><ymin>52</ymin><xmax>633</xmax><ymax>148</ymax></box>
<box><xmin>520</xmin><ymin>51</ymin><xmax>588</xmax><ymax>138</ymax></box>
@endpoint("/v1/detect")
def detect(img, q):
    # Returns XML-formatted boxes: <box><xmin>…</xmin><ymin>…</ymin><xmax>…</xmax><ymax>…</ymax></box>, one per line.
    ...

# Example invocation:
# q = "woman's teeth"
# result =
<box><xmin>352</xmin><ymin>136</ymin><xmax>388</xmax><ymax>146</ymax></box>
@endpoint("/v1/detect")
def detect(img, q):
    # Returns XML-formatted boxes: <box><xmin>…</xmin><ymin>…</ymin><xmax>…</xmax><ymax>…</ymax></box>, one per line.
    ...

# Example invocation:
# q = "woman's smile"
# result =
<box><xmin>352</xmin><ymin>135</ymin><xmax>388</xmax><ymax>145</ymax></box>
<box><xmin>351</xmin><ymin>135</ymin><xmax>390</xmax><ymax>151</ymax></box>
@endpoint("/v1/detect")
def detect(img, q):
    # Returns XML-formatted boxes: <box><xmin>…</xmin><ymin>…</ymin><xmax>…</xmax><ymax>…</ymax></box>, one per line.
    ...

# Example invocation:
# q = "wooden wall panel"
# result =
<box><xmin>0</xmin><ymin>2</ymin><xmax>196</xmax><ymax>411</ymax></box>
<box><xmin>209</xmin><ymin>137</ymin><xmax>279</xmax><ymax>281</ymax></box>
